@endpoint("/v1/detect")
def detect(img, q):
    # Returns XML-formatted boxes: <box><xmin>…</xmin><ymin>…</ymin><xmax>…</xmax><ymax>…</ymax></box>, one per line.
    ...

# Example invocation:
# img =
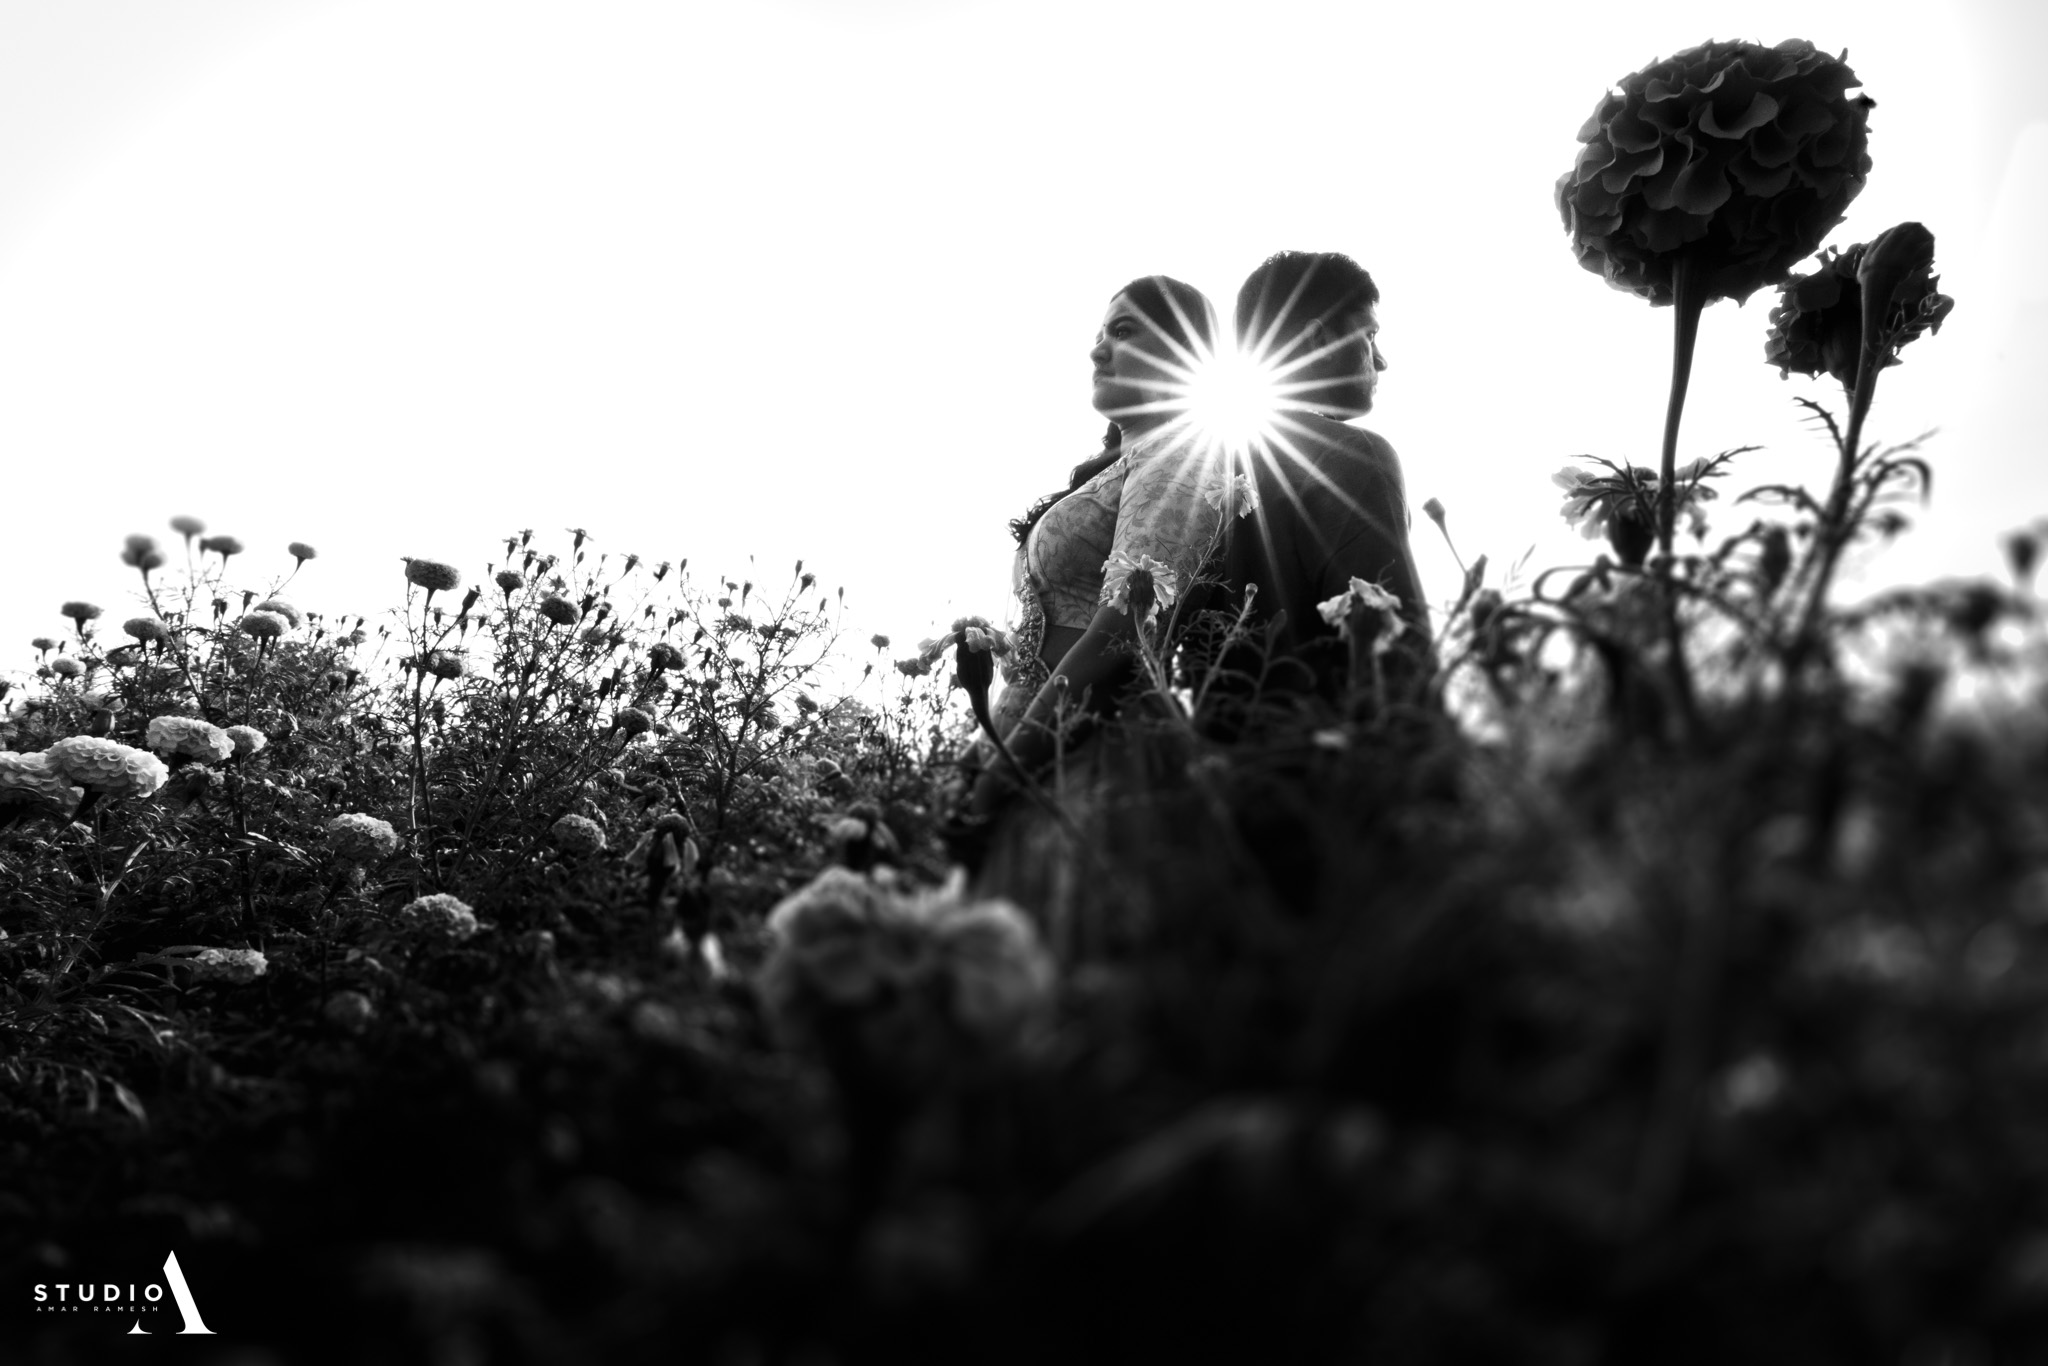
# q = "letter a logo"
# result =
<box><xmin>126</xmin><ymin>1252</ymin><xmax>214</xmax><ymax>1335</ymax></box>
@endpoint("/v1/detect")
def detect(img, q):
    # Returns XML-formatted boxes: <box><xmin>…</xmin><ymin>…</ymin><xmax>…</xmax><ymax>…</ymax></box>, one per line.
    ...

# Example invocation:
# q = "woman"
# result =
<box><xmin>956</xmin><ymin>275</ymin><xmax>1235</xmax><ymax>941</ymax></box>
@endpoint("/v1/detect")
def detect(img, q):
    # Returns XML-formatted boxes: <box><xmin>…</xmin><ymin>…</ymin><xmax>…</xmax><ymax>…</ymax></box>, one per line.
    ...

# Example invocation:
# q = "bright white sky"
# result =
<box><xmin>2</xmin><ymin>0</ymin><xmax>2043</xmax><ymax>693</ymax></box>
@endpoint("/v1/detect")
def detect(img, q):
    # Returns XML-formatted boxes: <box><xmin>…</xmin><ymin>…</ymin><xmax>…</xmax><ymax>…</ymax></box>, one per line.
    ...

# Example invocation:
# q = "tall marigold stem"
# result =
<box><xmin>1651</xmin><ymin>255</ymin><xmax>1705</xmax><ymax>740</ymax></box>
<box><xmin>1657</xmin><ymin>255</ymin><xmax>1706</xmax><ymax>559</ymax></box>
<box><xmin>1795</xmin><ymin>328</ymin><xmax>1883</xmax><ymax>661</ymax></box>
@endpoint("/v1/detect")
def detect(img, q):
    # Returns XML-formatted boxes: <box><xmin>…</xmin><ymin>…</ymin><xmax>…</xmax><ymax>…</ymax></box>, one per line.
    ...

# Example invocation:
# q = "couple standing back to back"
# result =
<box><xmin>962</xmin><ymin>248</ymin><xmax>1428</xmax><ymax>822</ymax></box>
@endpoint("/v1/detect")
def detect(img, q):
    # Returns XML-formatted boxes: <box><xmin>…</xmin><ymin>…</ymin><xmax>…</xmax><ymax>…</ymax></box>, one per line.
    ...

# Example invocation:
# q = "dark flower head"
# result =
<box><xmin>1558</xmin><ymin>39</ymin><xmax>1873</xmax><ymax>306</ymax></box>
<box><xmin>1765</xmin><ymin>224</ymin><xmax>1953</xmax><ymax>387</ymax></box>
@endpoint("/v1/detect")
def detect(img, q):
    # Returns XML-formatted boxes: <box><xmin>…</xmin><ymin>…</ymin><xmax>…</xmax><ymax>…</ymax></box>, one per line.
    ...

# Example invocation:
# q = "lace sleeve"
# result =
<box><xmin>1102</xmin><ymin>433</ymin><xmax>1240</xmax><ymax>610</ymax></box>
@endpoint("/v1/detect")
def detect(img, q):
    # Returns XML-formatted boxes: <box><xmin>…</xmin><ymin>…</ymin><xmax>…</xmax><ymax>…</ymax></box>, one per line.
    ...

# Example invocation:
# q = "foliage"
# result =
<box><xmin>5</xmin><ymin>40</ymin><xmax>2043</xmax><ymax>1366</ymax></box>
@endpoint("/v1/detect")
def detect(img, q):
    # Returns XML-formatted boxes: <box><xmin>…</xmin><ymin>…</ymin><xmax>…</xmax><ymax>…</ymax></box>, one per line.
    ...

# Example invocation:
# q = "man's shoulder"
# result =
<box><xmin>1290</xmin><ymin>413</ymin><xmax>1400</xmax><ymax>467</ymax></box>
<box><xmin>1259</xmin><ymin>416</ymin><xmax>1404</xmax><ymax>503</ymax></box>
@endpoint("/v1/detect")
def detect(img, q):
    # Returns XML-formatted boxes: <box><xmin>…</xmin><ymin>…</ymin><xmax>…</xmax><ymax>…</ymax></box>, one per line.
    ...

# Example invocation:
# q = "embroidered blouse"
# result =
<box><xmin>990</xmin><ymin>428</ymin><xmax>1240</xmax><ymax>737</ymax></box>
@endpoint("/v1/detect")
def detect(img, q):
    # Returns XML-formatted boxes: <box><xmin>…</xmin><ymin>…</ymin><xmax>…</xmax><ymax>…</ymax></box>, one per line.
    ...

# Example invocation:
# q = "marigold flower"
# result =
<box><xmin>870</xmin><ymin>633</ymin><xmax>891</xmax><ymax>651</ymax></box>
<box><xmin>931</xmin><ymin>897</ymin><xmax>1056</xmax><ymax>1038</ymax></box>
<box><xmin>419</xmin><ymin>649</ymin><xmax>466</xmax><ymax>680</ymax></box>
<box><xmin>146</xmin><ymin>715</ymin><xmax>235</xmax><ymax>765</ymax></box>
<box><xmin>397</xmin><ymin>892</ymin><xmax>481</xmax><ymax>940</ymax></box>
<box><xmin>612</xmin><ymin>707</ymin><xmax>653</xmax><ymax>737</ymax></box>
<box><xmin>253</xmin><ymin>598</ymin><xmax>304</xmax><ymax>629</ymax></box>
<box><xmin>288</xmin><ymin>541</ymin><xmax>317</xmax><ymax>565</ymax></box>
<box><xmin>551</xmin><ymin>813</ymin><xmax>606</xmax><ymax>856</ymax></box>
<box><xmin>170</xmin><ymin>515</ymin><xmax>206</xmax><ymax>539</ymax></box>
<box><xmin>240</xmin><ymin>611</ymin><xmax>288</xmax><ymax>640</ymax></box>
<box><xmin>1552</xmin><ymin>459</ymin><xmax>1721</xmax><ymax>560</ymax></box>
<box><xmin>120</xmin><ymin>534</ymin><xmax>166</xmax><ymax>573</ymax></box>
<box><xmin>1100</xmin><ymin>551</ymin><xmax>1179</xmax><ymax>625</ymax></box>
<box><xmin>224</xmin><ymin>725</ymin><xmax>268</xmax><ymax>758</ymax></box>
<box><xmin>190</xmin><ymin>947</ymin><xmax>268</xmax><ymax>984</ymax></box>
<box><xmin>44</xmin><ymin>736</ymin><xmax>170</xmax><ymax>799</ymax></box>
<box><xmin>648</xmin><ymin>641</ymin><xmax>684</xmax><ymax>671</ymax></box>
<box><xmin>1557</xmin><ymin>39</ymin><xmax>1873</xmax><ymax>306</ymax></box>
<box><xmin>200</xmin><ymin>535</ymin><xmax>245</xmax><ymax>559</ymax></box>
<box><xmin>494</xmin><ymin>569</ymin><xmax>525</xmax><ymax>594</ymax></box>
<box><xmin>402</xmin><ymin>557</ymin><xmax>462</xmax><ymax>593</ymax></box>
<box><xmin>122</xmin><ymin>617</ymin><xmax>171</xmax><ymax>644</ymax></box>
<box><xmin>49</xmin><ymin>657</ymin><xmax>84</xmax><ymax>679</ymax></box>
<box><xmin>538</xmin><ymin>595</ymin><xmax>579</xmax><ymax>626</ymax></box>
<box><xmin>1764</xmin><ymin>225</ymin><xmax>1954</xmax><ymax>388</ymax></box>
<box><xmin>759</xmin><ymin>868</ymin><xmax>1055</xmax><ymax>1052</ymax></box>
<box><xmin>1202</xmin><ymin>470</ymin><xmax>1261</xmax><ymax>519</ymax></box>
<box><xmin>60</xmin><ymin>602</ymin><xmax>102</xmax><ymax>625</ymax></box>
<box><xmin>324</xmin><ymin>990</ymin><xmax>375</xmax><ymax>1032</ymax></box>
<box><xmin>326</xmin><ymin>812</ymin><xmax>401</xmax><ymax>863</ymax></box>
<box><xmin>895</xmin><ymin>656</ymin><xmax>933</xmax><ymax>677</ymax></box>
<box><xmin>1317</xmin><ymin>577</ymin><xmax>1409</xmax><ymax>642</ymax></box>
<box><xmin>915</xmin><ymin>616</ymin><xmax>1012</xmax><ymax>667</ymax></box>
<box><xmin>0</xmin><ymin>751</ymin><xmax>85</xmax><ymax>818</ymax></box>
<box><xmin>31</xmin><ymin>637</ymin><xmax>57</xmax><ymax>653</ymax></box>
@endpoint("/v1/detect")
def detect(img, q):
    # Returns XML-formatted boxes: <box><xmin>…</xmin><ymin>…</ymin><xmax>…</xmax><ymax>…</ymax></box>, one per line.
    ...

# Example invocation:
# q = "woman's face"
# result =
<box><xmin>1089</xmin><ymin>292</ymin><xmax>1180</xmax><ymax>428</ymax></box>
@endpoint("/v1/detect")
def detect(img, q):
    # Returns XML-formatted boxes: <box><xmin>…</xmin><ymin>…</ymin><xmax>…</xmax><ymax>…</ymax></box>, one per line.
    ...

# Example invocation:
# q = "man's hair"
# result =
<box><xmin>1234</xmin><ymin>251</ymin><xmax>1379</xmax><ymax>349</ymax></box>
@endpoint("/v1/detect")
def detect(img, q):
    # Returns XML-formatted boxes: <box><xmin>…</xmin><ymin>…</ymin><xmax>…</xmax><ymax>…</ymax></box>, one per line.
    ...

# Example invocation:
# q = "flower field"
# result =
<box><xmin>8</xmin><ymin>36</ymin><xmax>2048</xmax><ymax>1366</ymax></box>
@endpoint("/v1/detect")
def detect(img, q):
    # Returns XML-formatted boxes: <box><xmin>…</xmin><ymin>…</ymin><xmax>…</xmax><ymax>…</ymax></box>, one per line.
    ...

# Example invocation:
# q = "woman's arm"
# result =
<box><xmin>965</xmin><ymin>600</ymin><xmax>1136</xmax><ymax>816</ymax></box>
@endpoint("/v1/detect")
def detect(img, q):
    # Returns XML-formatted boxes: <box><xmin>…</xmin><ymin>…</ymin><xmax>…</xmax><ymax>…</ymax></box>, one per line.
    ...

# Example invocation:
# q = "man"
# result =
<box><xmin>1193</xmin><ymin>250</ymin><xmax>1431</xmax><ymax>723</ymax></box>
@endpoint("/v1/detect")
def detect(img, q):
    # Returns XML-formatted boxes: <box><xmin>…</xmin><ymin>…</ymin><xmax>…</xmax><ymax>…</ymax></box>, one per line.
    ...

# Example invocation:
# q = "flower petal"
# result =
<box><xmin>1701</xmin><ymin>90</ymin><xmax>1779</xmax><ymax>138</ymax></box>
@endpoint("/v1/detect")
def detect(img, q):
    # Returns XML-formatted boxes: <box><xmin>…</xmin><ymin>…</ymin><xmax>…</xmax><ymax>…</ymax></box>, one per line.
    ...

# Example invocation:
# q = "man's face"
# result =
<box><xmin>1317</xmin><ymin>302</ymin><xmax>1386</xmax><ymax>418</ymax></box>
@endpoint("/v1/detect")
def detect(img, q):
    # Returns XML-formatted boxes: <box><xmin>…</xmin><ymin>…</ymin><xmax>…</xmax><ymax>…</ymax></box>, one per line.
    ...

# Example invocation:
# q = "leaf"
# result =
<box><xmin>110</xmin><ymin>1081</ymin><xmax>148</xmax><ymax>1125</ymax></box>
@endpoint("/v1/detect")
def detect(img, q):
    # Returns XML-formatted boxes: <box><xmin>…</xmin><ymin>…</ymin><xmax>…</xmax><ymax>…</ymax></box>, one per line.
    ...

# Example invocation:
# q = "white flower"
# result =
<box><xmin>224</xmin><ymin>725</ymin><xmax>268</xmax><ymax>758</ymax></box>
<box><xmin>1203</xmin><ymin>470</ymin><xmax>1261</xmax><ymax>519</ymax></box>
<box><xmin>253</xmin><ymin>598</ymin><xmax>304</xmax><ymax>629</ymax></box>
<box><xmin>1316</xmin><ymin>577</ymin><xmax>1408</xmax><ymax>642</ymax></box>
<box><xmin>146</xmin><ymin>715</ymin><xmax>236</xmax><ymax>765</ymax></box>
<box><xmin>397</xmin><ymin>892</ymin><xmax>481</xmax><ymax>939</ymax></box>
<box><xmin>914</xmin><ymin>616</ymin><xmax>1012</xmax><ymax>667</ymax></box>
<box><xmin>240</xmin><ymin>611</ymin><xmax>288</xmax><ymax>640</ymax></box>
<box><xmin>0</xmin><ymin>751</ymin><xmax>85</xmax><ymax>817</ymax></box>
<box><xmin>1100</xmin><ymin>550</ymin><xmax>1179</xmax><ymax>624</ymax></box>
<box><xmin>191</xmin><ymin>947</ymin><xmax>268</xmax><ymax>984</ymax></box>
<box><xmin>44</xmin><ymin>736</ymin><xmax>169</xmax><ymax>799</ymax></box>
<box><xmin>327</xmin><ymin>812</ymin><xmax>401</xmax><ymax>863</ymax></box>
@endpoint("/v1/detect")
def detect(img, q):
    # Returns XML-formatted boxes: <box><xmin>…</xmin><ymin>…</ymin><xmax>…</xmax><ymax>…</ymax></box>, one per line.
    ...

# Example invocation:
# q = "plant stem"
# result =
<box><xmin>1795</xmin><ymin>356</ymin><xmax>1882</xmax><ymax>663</ymax></box>
<box><xmin>1657</xmin><ymin>256</ymin><xmax>1706</xmax><ymax>560</ymax></box>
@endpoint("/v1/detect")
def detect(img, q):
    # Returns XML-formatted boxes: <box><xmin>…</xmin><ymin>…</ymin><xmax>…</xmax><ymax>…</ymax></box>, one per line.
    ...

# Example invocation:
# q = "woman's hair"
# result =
<box><xmin>1010</xmin><ymin>275</ymin><xmax>1217</xmax><ymax>545</ymax></box>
